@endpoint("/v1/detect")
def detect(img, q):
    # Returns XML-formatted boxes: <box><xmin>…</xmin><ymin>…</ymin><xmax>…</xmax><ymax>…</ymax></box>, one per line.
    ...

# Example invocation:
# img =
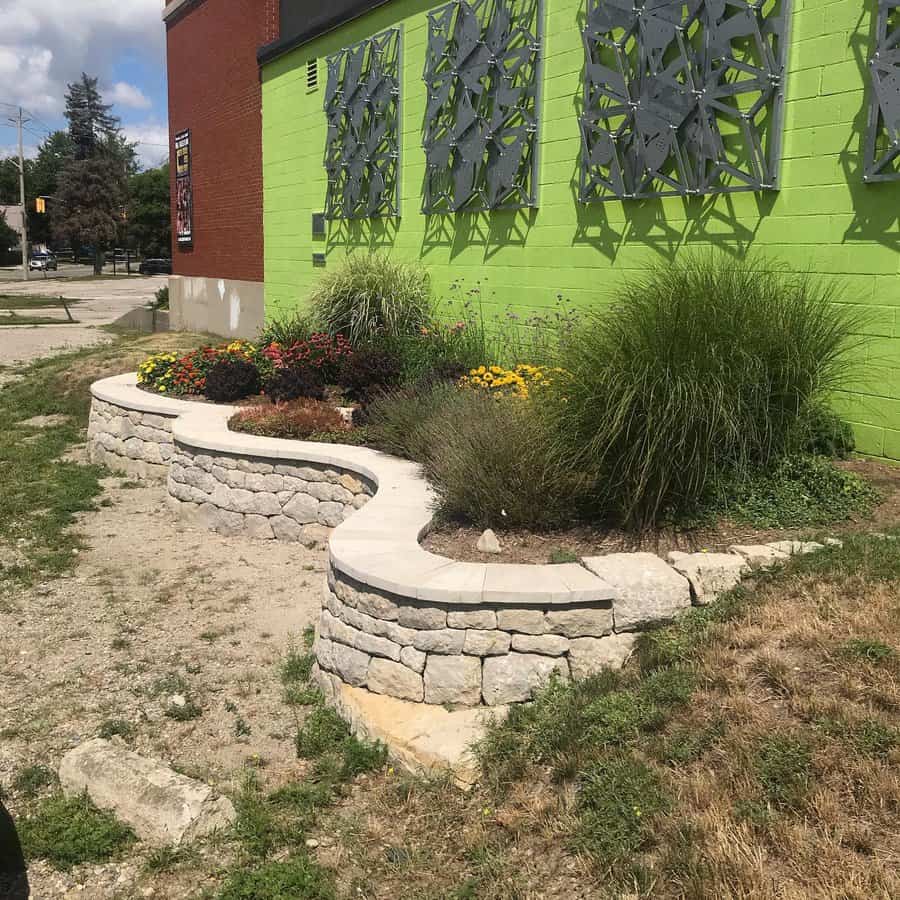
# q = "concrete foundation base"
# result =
<box><xmin>316</xmin><ymin>668</ymin><xmax>507</xmax><ymax>788</ymax></box>
<box><xmin>169</xmin><ymin>274</ymin><xmax>264</xmax><ymax>339</ymax></box>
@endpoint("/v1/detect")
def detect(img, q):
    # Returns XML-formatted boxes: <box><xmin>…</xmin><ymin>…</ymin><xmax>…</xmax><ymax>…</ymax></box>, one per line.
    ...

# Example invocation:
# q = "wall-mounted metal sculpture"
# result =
<box><xmin>422</xmin><ymin>0</ymin><xmax>542</xmax><ymax>214</ymax></box>
<box><xmin>864</xmin><ymin>0</ymin><xmax>900</xmax><ymax>181</ymax></box>
<box><xmin>323</xmin><ymin>28</ymin><xmax>400</xmax><ymax>219</ymax></box>
<box><xmin>579</xmin><ymin>0</ymin><xmax>790</xmax><ymax>202</ymax></box>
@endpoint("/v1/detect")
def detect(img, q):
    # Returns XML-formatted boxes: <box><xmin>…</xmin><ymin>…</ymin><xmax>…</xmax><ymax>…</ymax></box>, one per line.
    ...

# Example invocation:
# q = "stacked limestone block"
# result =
<box><xmin>87</xmin><ymin>398</ymin><xmax>177</xmax><ymax>480</ymax></box>
<box><xmin>314</xmin><ymin>567</ymin><xmax>655</xmax><ymax>707</ymax></box>
<box><xmin>167</xmin><ymin>445</ymin><xmax>373</xmax><ymax>542</ymax></box>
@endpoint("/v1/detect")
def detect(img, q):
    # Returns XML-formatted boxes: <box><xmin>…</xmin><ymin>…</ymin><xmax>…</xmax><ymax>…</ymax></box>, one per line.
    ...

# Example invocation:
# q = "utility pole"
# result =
<box><xmin>14</xmin><ymin>107</ymin><xmax>29</xmax><ymax>281</ymax></box>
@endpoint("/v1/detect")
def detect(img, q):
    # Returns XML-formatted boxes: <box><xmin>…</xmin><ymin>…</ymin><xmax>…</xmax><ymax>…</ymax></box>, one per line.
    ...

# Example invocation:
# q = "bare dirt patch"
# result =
<box><xmin>422</xmin><ymin>459</ymin><xmax>900</xmax><ymax>564</ymax></box>
<box><xmin>0</xmin><ymin>475</ymin><xmax>325</xmax><ymax>898</ymax></box>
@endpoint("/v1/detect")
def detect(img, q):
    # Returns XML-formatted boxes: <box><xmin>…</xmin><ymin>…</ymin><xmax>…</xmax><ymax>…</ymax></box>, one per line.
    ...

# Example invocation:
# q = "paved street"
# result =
<box><xmin>0</xmin><ymin>263</ymin><xmax>146</xmax><ymax>283</ymax></box>
<box><xmin>0</xmin><ymin>274</ymin><xmax>164</xmax><ymax>367</ymax></box>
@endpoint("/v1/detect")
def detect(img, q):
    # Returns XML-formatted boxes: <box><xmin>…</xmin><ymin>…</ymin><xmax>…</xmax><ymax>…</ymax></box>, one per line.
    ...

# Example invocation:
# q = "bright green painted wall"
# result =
<box><xmin>262</xmin><ymin>0</ymin><xmax>900</xmax><ymax>460</ymax></box>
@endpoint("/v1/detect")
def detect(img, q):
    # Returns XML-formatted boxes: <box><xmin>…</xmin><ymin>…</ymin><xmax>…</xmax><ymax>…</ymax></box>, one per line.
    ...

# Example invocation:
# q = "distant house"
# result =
<box><xmin>0</xmin><ymin>205</ymin><xmax>24</xmax><ymax>250</ymax></box>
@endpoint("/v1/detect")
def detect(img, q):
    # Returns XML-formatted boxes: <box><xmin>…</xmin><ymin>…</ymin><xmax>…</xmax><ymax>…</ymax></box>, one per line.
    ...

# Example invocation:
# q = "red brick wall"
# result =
<box><xmin>166</xmin><ymin>0</ymin><xmax>278</xmax><ymax>282</ymax></box>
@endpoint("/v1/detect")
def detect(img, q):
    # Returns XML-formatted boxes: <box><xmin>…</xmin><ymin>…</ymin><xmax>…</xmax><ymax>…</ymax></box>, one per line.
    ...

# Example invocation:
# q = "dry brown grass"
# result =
<box><xmin>306</xmin><ymin>535</ymin><xmax>899</xmax><ymax>899</ymax></box>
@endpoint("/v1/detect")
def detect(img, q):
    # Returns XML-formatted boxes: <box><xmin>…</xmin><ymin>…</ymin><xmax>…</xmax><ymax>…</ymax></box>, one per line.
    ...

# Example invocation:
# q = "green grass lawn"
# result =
<box><xmin>0</xmin><ymin>313</ymin><xmax>78</xmax><ymax>326</ymax></box>
<box><xmin>0</xmin><ymin>331</ymin><xmax>212</xmax><ymax>599</ymax></box>
<box><xmin>0</xmin><ymin>295</ymin><xmax>83</xmax><ymax>310</ymax></box>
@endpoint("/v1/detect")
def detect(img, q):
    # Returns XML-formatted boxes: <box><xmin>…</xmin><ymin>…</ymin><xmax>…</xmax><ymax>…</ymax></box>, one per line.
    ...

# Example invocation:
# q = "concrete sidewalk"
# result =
<box><xmin>0</xmin><ymin>276</ymin><xmax>164</xmax><ymax>367</ymax></box>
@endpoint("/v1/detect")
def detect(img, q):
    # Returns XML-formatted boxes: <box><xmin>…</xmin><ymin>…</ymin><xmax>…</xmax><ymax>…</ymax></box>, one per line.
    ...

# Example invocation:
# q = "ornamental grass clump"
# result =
<box><xmin>369</xmin><ymin>385</ymin><xmax>587</xmax><ymax>528</ymax></box>
<box><xmin>310</xmin><ymin>253</ymin><xmax>432</xmax><ymax>345</ymax></box>
<box><xmin>551</xmin><ymin>254</ymin><xmax>864</xmax><ymax>529</ymax></box>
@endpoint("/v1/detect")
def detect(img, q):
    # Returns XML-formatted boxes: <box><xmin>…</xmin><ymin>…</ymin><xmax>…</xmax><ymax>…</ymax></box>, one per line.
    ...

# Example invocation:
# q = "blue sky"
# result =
<box><xmin>0</xmin><ymin>0</ymin><xmax>169</xmax><ymax>168</ymax></box>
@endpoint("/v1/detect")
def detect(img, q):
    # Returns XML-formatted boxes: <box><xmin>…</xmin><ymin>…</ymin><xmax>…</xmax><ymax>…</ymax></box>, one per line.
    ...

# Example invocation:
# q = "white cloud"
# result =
<box><xmin>0</xmin><ymin>1</ymin><xmax>164</xmax><ymax>118</ymax></box>
<box><xmin>0</xmin><ymin>142</ymin><xmax>39</xmax><ymax>161</ymax></box>
<box><xmin>123</xmin><ymin>120</ymin><xmax>169</xmax><ymax>169</ymax></box>
<box><xmin>107</xmin><ymin>81</ymin><xmax>152</xmax><ymax>110</ymax></box>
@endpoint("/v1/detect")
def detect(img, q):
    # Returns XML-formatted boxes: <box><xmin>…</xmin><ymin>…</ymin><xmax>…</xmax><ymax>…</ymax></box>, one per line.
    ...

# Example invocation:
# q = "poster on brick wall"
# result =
<box><xmin>174</xmin><ymin>129</ymin><xmax>193</xmax><ymax>246</ymax></box>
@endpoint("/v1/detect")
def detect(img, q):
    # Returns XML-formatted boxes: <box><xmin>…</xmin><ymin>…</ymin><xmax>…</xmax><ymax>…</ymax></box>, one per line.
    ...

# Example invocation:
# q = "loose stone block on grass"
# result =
<box><xmin>728</xmin><ymin>544</ymin><xmax>789</xmax><ymax>568</ymax></box>
<box><xmin>59</xmin><ymin>739</ymin><xmax>235</xmax><ymax>846</ymax></box>
<box><xmin>669</xmin><ymin>552</ymin><xmax>750</xmax><ymax>605</ymax></box>
<box><xmin>581</xmin><ymin>552</ymin><xmax>691</xmax><ymax>632</ymax></box>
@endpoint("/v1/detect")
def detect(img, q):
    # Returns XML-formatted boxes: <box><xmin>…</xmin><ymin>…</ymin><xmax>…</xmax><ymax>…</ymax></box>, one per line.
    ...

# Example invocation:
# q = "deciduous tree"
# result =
<box><xmin>127</xmin><ymin>164</ymin><xmax>170</xmax><ymax>258</ymax></box>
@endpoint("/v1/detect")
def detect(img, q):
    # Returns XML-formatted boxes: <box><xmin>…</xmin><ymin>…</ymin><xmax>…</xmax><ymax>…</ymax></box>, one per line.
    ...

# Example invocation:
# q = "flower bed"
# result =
<box><xmin>89</xmin><ymin>374</ymin><xmax>856</xmax><ymax>713</ymax></box>
<box><xmin>108</xmin><ymin>252</ymin><xmax>883</xmax><ymax>713</ymax></box>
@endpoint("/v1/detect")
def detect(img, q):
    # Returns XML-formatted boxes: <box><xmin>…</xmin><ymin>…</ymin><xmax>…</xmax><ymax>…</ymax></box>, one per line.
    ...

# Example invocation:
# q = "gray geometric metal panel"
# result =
<box><xmin>324</xmin><ymin>28</ymin><xmax>401</xmax><ymax>219</ymax></box>
<box><xmin>422</xmin><ymin>0</ymin><xmax>542</xmax><ymax>214</ymax></box>
<box><xmin>579</xmin><ymin>0</ymin><xmax>790</xmax><ymax>202</ymax></box>
<box><xmin>864</xmin><ymin>0</ymin><xmax>900</xmax><ymax>182</ymax></box>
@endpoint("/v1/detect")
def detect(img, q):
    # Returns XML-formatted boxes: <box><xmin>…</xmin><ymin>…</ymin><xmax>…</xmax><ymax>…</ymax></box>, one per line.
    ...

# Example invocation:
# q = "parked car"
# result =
<box><xmin>139</xmin><ymin>258</ymin><xmax>172</xmax><ymax>275</ymax></box>
<box><xmin>29</xmin><ymin>253</ymin><xmax>58</xmax><ymax>271</ymax></box>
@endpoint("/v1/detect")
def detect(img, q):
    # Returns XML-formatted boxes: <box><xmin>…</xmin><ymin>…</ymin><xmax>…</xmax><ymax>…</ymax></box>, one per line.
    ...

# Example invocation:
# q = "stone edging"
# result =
<box><xmin>88</xmin><ymin>374</ymin><xmax>837</xmax><ymax>711</ymax></box>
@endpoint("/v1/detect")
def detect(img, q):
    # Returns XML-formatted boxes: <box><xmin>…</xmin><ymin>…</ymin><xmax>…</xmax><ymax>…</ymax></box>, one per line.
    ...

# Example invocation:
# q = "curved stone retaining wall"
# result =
<box><xmin>317</xmin><ymin>566</ymin><xmax>631</xmax><ymax>707</ymax></box>
<box><xmin>168</xmin><ymin>445</ymin><xmax>372</xmax><ymax>543</ymax></box>
<box><xmin>88</xmin><ymin>397</ymin><xmax>178</xmax><ymax>479</ymax></box>
<box><xmin>88</xmin><ymin>374</ymin><xmax>834</xmax><ymax>712</ymax></box>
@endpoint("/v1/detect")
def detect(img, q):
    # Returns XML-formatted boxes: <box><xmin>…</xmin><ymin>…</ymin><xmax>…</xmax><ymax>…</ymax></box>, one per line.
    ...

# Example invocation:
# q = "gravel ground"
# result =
<box><xmin>0</xmin><ymin>465</ymin><xmax>325</xmax><ymax>899</ymax></box>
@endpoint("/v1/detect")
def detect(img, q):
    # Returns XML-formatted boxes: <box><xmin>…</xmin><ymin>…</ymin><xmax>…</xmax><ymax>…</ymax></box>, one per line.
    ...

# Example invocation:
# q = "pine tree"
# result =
<box><xmin>55</xmin><ymin>75</ymin><xmax>135</xmax><ymax>271</ymax></box>
<box><xmin>65</xmin><ymin>74</ymin><xmax>120</xmax><ymax>160</ymax></box>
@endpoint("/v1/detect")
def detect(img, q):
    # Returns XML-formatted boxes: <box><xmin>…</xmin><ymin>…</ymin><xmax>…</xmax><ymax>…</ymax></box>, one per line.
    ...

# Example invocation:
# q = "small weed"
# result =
<box><xmin>548</xmin><ymin>548</ymin><xmax>579</xmax><ymax>564</ymax></box>
<box><xmin>284</xmin><ymin>684</ymin><xmax>323</xmax><ymax>707</ymax></box>
<box><xmin>150</xmin><ymin>672</ymin><xmax>188</xmax><ymax>697</ymax></box>
<box><xmin>851</xmin><ymin>719</ymin><xmax>899</xmax><ymax>758</ymax></box>
<box><xmin>575</xmin><ymin>752</ymin><xmax>668</xmax><ymax>866</ymax></box>
<box><xmin>841</xmin><ymin>638</ymin><xmax>895</xmax><ymax>665</ymax></box>
<box><xmin>165</xmin><ymin>700</ymin><xmax>202</xmax><ymax>722</ymax></box>
<box><xmin>749</xmin><ymin>653</ymin><xmax>795</xmax><ymax>697</ymax></box>
<box><xmin>281</xmin><ymin>647</ymin><xmax>315</xmax><ymax>685</ymax></box>
<box><xmin>145</xmin><ymin>844</ymin><xmax>196</xmax><ymax>873</ymax></box>
<box><xmin>234</xmin><ymin>773</ymin><xmax>279</xmax><ymax>858</ymax></box>
<box><xmin>235</xmin><ymin>717</ymin><xmax>252</xmax><ymax>737</ymax></box>
<box><xmin>12</xmin><ymin>764</ymin><xmax>56</xmax><ymax>798</ymax></box>
<box><xmin>296</xmin><ymin>707</ymin><xmax>387</xmax><ymax>778</ymax></box>
<box><xmin>296</xmin><ymin>707</ymin><xmax>352</xmax><ymax>759</ymax></box>
<box><xmin>19</xmin><ymin>793</ymin><xmax>135</xmax><ymax>871</ymax></box>
<box><xmin>98</xmin><ymin>719</ymin><xmax>134</xmax><ymax>740</ymax></box>
<box><xmin>268</xmin><ymin>781</ymin><xmax>335</xmax><ymax>828</ymax></box>
<box><xmin>754</xmin><ymin>734</ymin><xmax>813</xmax><ymax>810</ymax></box>
<box><xmin>217</xmin><ymin>855</ymin><xmax>335</xmax><ymax>900</ymax></box>
<box><xmin>110</xmin><ymin>636</ymin><xmax>130</xmax><ymax>651</ymax></box>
